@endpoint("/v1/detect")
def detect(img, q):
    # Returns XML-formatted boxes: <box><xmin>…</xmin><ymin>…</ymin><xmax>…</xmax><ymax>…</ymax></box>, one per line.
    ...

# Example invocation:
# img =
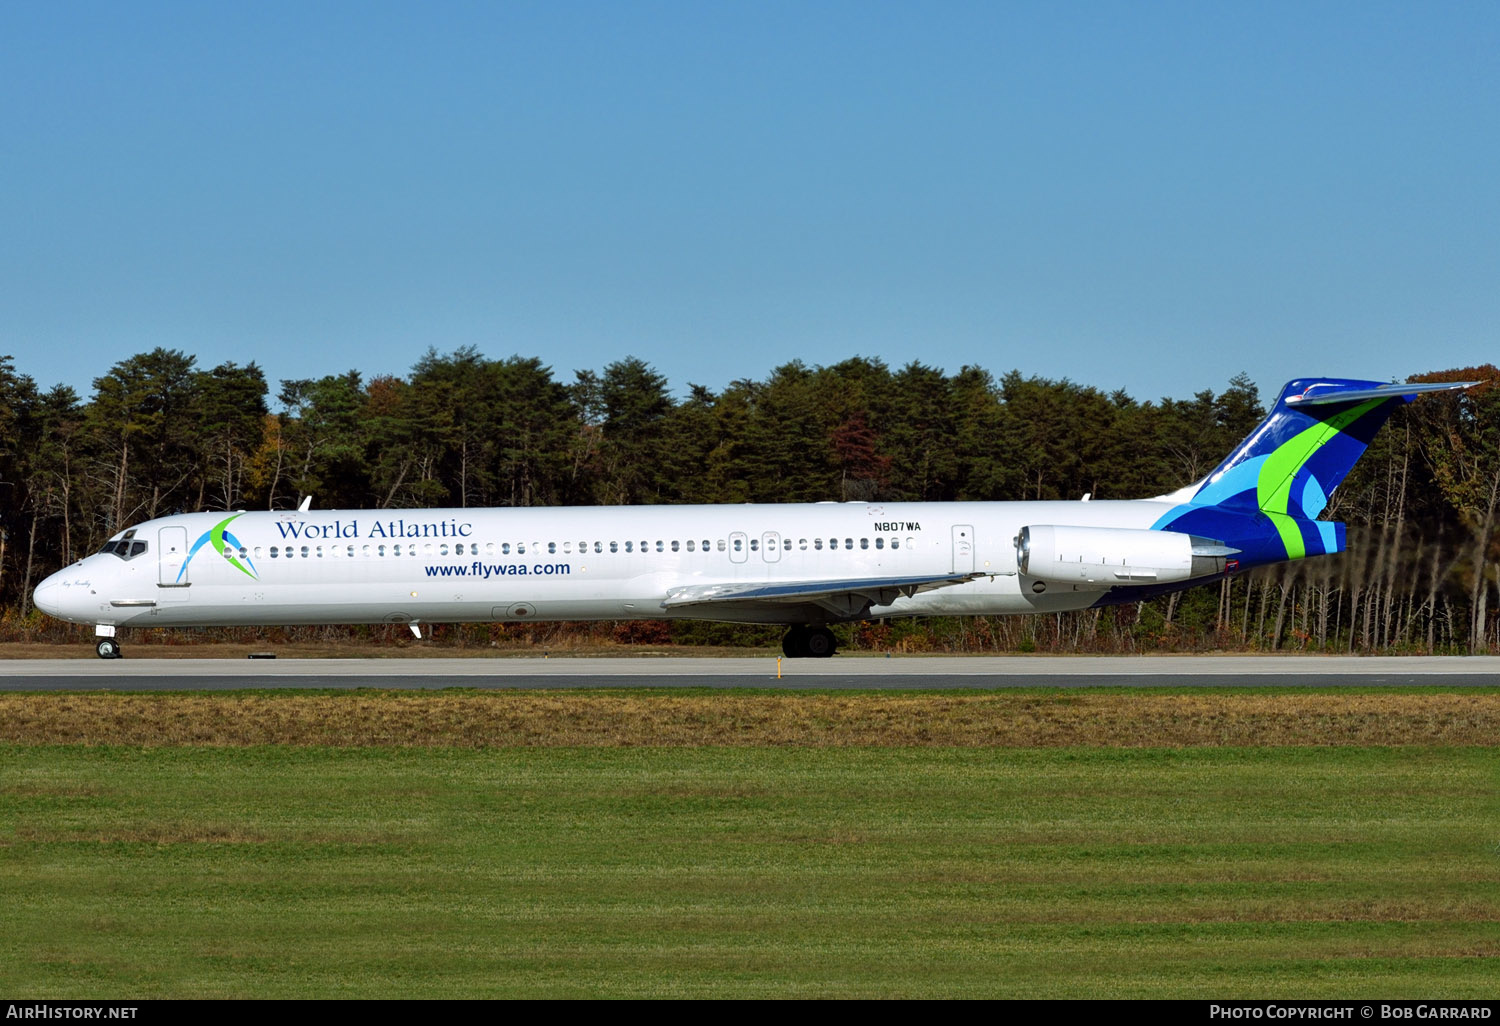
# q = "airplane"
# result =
<box><xmin>32</xmin><ymin>376</ymin><xmax>1474</xmax><ymax>659</ymax></box>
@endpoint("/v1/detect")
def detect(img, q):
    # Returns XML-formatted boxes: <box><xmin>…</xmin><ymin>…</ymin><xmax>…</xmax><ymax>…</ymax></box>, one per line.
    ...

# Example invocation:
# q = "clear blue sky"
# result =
<box><xmin>3</xmin><ymin>1</ymin><xmax>1496</xmax><ymax>407</ymax></box>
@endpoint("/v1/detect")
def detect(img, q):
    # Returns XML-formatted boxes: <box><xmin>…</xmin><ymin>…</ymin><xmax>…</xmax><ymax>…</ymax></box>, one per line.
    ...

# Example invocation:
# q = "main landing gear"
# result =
<box><xmin>782</xmin><ymin>625</ymin><xmax>837</xmax><ymax>659</ymax></box>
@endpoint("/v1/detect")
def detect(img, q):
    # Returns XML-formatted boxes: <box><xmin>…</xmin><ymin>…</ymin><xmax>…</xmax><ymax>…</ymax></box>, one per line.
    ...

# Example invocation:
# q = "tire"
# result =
<box><xmin>804</xmin><ymin>627</ymin><xmax>837</xmax><ymax>659</ymax></box>
<box><xmin>95</xmin><ymin>638</ymin><xmax>121</xmax><ymax>659</ymax></box>
<box><xmin>781</xmin><ymin>628</ymin><xmax>808</xmax><ymax>659</ymax></box>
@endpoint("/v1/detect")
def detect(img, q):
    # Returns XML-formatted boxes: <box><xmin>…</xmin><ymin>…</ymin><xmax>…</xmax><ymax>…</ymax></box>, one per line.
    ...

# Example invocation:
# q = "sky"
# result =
<box><xmin>2</xmin><ymin>1</ymin><xmax>1497</xmax><ymax>409</ymax></box>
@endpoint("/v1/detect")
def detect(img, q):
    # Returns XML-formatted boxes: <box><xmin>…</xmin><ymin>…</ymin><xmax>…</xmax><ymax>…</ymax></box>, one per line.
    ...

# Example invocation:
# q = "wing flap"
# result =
<box><xmin>662</xmin><ymin>572</ymin><xmax>984</xmax><ymax>614</ymax></box>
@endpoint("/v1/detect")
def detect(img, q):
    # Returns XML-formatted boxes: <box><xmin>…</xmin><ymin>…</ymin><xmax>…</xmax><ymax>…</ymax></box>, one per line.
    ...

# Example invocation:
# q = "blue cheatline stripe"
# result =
<box><xmin>1191</xmin><ymin>455</ymin><xmax>1267</xmax><ymax>508</ymax></box>
<box><xmin>222</xmin><ymin>530</ymin><xmax>256</xmax><ymax>575</ymax></box>
<box><xmin>1317</xmin><ymin>520</ymin><xmax>1340</xmax><ymax>554</ymax></box>
<box><xmin>1298</xmin><ymin>473</ymin><xmax>1328</xmax><ymax>519</ymax></box>
<box><xmin>177</xmin><ymin>532</ymin><xmax>213</xmax><ymax>582</ymax></box>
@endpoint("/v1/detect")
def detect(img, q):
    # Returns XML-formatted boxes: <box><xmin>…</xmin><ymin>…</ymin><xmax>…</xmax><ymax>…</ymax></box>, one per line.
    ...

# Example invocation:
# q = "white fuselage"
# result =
<box><xmin>34</xmin><ymin>499</ymin><xmax>1181</xmax><ymax>629</ymax></box>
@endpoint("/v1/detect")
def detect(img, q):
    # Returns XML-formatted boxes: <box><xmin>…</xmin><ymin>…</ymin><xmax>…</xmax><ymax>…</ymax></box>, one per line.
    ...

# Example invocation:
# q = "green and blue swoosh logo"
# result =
<box><xmin>179</xmin><ymin>513</ymin><xmax>258</xmax><ymax>582</ymax></box>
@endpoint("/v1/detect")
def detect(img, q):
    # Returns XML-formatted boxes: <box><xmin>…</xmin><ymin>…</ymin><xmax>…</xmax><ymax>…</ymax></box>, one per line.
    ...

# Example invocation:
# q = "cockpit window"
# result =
<box><xmin>100</xmin><ymin>538</ymin><xmax>148</xmax><ymax>560</ymax></box>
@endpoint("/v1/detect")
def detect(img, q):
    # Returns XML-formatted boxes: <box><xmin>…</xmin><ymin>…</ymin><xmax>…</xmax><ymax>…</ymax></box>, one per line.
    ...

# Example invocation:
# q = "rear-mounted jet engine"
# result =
<box><xmin>1015</xmin><ymin>525</ymin><xmax>1236</xmax><ymax>587</ymax></box>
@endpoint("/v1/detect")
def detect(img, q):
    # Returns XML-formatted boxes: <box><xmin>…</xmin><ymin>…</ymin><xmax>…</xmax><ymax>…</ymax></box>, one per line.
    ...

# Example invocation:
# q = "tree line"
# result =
<box><xmin>1</xmin><ymin>347</ymin><xmax>1495</xmax><ymax>652</ymax></box>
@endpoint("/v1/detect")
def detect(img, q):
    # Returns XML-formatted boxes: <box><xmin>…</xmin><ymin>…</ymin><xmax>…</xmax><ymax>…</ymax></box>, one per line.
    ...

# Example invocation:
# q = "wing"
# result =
<box><xmin>662</xmin><ymin>572</ymin><xmax>984</xmax><ymax>619</ymax></box>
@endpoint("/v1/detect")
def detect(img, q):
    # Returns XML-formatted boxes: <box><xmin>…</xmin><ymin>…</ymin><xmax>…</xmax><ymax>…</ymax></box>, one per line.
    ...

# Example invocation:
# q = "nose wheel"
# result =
<box><xmin>95</xmin><ymin>638</ymin><xmax>121</xmax><ymax>659</ymax></box>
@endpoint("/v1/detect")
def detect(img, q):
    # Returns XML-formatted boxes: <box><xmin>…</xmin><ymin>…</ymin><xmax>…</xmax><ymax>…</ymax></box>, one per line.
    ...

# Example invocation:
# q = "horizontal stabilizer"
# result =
<box><xmin>1285</xmin><ymin>380</ymin><xmax>1477</xmax><ymax>406</ymax></box>
<box><xmin>662</xmin><ymin>572</ymin><xmax>982</xmax><ymax>612</ymax></box>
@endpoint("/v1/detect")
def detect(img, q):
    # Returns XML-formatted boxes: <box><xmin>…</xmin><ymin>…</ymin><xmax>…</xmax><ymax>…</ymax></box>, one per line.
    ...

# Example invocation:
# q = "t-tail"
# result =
<box><xmin>1152</xmin><ymin>377</ymin><xmax>1474</xmax><ymax>569</ymax></box>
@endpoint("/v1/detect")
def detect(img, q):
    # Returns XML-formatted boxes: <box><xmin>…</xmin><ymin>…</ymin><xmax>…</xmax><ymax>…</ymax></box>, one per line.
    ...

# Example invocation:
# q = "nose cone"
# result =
<box><xmin>33</xmin><ymin>574</ymin><xmax>63</xmax><ymax>617</ymax></box>
<box><xmin>33</xmin><ymin>569</ymin><xmax>89</xmax><ymax>624</ymax></box>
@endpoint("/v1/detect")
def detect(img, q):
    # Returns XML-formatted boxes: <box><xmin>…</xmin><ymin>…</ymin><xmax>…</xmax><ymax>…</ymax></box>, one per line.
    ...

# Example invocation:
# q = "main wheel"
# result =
<box><xmin>804</xmin><ymin>627</ymin><xmax>837</xmax><ymax>659</ymax></box>
<box><xmin>781</xmin><ymin>627</ymin><xmax>809</xmax><ymax>658</ymax></box>
<box><xmin>95</xmin><ymin>638</ymin><xmax>121</xmax><ymax>659</ymax></box>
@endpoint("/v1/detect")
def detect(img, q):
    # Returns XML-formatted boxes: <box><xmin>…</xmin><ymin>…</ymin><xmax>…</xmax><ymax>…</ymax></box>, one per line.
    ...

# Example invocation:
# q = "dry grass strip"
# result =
<box><xmin>1</xmin><ymin>691</ymin><xmax>1498</xmax><ymax>747</ymax></box>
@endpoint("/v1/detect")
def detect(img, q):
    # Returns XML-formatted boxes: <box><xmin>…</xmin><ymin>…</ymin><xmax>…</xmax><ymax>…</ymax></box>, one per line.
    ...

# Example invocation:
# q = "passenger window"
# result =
<box><xmin>671</xmin><ymin>540</ymin><xmax>679</xmax><ymax>552</ymax></box>
<box><xmin>703</xmin><ymin>539</ymin><xmax>710</xmax><ymax>551</ymax></box>
<box><xmin>548</xmin><ymin>542</ymin><xmax>557</xmax><ymax>554</ymax></box>
<box><xmin>732</xmin><ymin>538</ymin><xmax>742</xmax><ymax>552</ymax></box>
<box><xmin>686</xmin><ymin>540</ymin><xmax>695</xmax><ymax>552</ymax></box>
<box><xmin>892</xmin><ymin>538</ymin><xmax>900</xmax><ymax>550</ymax></box>
<box><xmin>363</xmin><ymin>545</ymin><xmax>371</xmax><ymax>557</ymax></box>
<box><xmin>845</xmin><ymin>539</ymin><xmax>853</xmax><ymax>549</ymax></box>
<box><xmin>656</xmin><ymin>541</ymin><xmax>664</xmax><ymax>552</ymax></box>
<box><xmin>377</xmin><ymin>545</ymin><xmax>385</xmax><ymax>557</ymax></box>
<box><xmin>239</xmin><ymin>547</ymin><xmax>248</xmax><ymax>559</ymax></box>
<box><xmin>717</xmin><ymin>539</ymin><xmax>726</xmax><ymax>552</ymax></box>
<box><xmin>750</xmin><ymin>539</ymin><xmax>759</xmax><ymax>551</ymax></box>
<box><xmin>316</xmin><ymin>545</ymin><xmax>323</xmax><ymax>558</ymax></box>
<box><xmin>860</xmin><ymin>538</ymin><xmax>869</xmax><ymax>550</ymax></box>
<box><xmin>518</xmin><ymin>543</ymin><xmax>527</xmax><ymax>554</ymax></box>
<box><xmin>502</xmin><ymin>543</ymin><xmax>511</xmax><ymax>555</ymax></box>
<box><xmin>393</xmin><ymin>544</ymin><xmax>401</xmax><ymax>557</ymax></box>
<box><xmin>874</xmin><ymin>538</ymin><xmax>883</xmax><ymax>549</ymax></box>
<box><xmin>348</xmin><ymin>545</ymin><xmax>356</xmax><ymax>558</ymax></box>
<box><xmin>254</xmin><ymin>547</ymin><xmax>263</xmax><ymax>559</ymax></box>
<box><xmin>799</xmin><ymin>539</ymin><xmax>807</xmax><ymax>550</ymax></box>
<box><xmin>564</xmin><ymin>542</ymin><xmax>572</xmax><ymax>554</ymax></box>
<box><xmin>594</xmin><ymin>541</ymin><xmax>602</xmax><ymax>553</ymax></box>
<box><xmin>610</xmin><ymin>541</ymin><xmax>618</xmax><ymax>553</ymax></box>
<box><xmin>486</xmin><ymin>543</ymin><xmax>495</xmax><ymax>556</ymax></box>
<box><xmin>454</xmin><ymin>543</ymin><xmax>463</xmax><ymax>556</ymax></box>
<box><xmin>626</xmin><ymin>541</ymin><xmax>634</xmax><ymax>553</ymax></box>
<box><xmin>814</xmin><ymin>538</ymin><xmax>823</xmax><ymax>550</ymax></box>
<box><xmin>270</xmin><ymin>546</ymin><xmax>279</xmax><ymax>559</ymax></box>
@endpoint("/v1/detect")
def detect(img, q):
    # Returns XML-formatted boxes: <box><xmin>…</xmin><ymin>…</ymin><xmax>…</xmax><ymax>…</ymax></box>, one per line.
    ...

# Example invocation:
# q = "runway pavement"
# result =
<box><xmin>2</xmin><ymin>655</ymin><xmax>1498</xmax><ymax>690</ymax></box>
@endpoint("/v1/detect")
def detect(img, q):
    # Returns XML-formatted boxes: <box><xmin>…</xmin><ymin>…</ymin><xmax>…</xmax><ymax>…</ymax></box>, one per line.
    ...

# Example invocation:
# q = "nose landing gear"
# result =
<box><xmin>781</xmin><ymin>625</ymin><xmax>837</xmax><ymax>658</ymax></box>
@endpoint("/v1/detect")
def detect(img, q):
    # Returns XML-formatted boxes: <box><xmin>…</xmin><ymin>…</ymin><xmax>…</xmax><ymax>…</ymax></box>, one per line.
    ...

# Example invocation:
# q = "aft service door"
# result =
<box><xmin>952</xmin><ymin>524</ymin><xmax>974</xmax><ymax>573</ymax></box>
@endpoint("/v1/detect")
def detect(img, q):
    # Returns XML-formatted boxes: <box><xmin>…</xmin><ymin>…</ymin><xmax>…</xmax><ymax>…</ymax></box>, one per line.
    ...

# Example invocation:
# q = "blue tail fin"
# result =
<box><xmin>1153</xmin><ymin>377</ymin><xmax>1472</xmax><ymax>563</ymax></box>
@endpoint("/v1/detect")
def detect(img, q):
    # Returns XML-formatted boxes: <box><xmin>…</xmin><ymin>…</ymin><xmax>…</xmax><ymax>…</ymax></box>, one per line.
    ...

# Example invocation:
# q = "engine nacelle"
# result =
<box><xmin>1015</xmin><ymin>525</ymin><xmax>1228</xmax><ymax>587</ymax></box>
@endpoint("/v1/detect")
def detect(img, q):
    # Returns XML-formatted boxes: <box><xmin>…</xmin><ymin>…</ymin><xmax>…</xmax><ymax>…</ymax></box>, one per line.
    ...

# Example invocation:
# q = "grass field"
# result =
<box><xmin>2</xmin><ymin>690</ymin><xmax>1498</xmax><ymax>997</ymax></box>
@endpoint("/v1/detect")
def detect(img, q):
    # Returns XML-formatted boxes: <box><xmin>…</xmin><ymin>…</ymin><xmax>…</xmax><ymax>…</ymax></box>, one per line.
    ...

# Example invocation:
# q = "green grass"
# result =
<box><xmin>3</xmin><ymin>745</ymin><xmax>1498</xmax><ymax>997</ymax></box>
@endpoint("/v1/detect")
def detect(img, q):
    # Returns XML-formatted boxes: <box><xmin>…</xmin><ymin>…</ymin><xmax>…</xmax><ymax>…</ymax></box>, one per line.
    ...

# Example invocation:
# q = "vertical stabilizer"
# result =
<box><xmin>1152</xmin><ymin>377</ymin><xmax>1473</xmax><ymax>563</ymax></box>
